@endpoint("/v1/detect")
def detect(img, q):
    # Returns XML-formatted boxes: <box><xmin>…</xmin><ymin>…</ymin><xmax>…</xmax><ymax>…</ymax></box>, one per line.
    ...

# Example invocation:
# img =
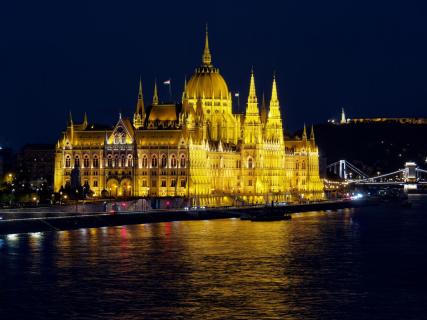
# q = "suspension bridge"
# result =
<box><xmin>326</xmin><ymin>160</ymin><xmax>427</xmax><ymax>189</ymax></box>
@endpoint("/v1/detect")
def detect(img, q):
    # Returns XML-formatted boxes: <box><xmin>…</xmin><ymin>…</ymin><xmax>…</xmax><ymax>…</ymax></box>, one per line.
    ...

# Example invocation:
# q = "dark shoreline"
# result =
<box><xmin>0</xmin><ymin>199</ymin><xmax>377</xmax><ymax>235</ymax></box>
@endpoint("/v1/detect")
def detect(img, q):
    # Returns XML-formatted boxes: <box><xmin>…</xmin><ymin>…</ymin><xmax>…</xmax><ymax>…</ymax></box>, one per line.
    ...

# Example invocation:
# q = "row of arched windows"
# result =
<box><xmin>141</xmin><ymin>154</ymin><xmax>186</xmax><ymax>168</ymax></box>
<box><xmin>65</xmin><ymin>154</ymin><xmax>186</xmax><ymax>169</ymax></box>
<box><xmin>106</xmin><ymin>154</ymin><xmax>133</xmax><ymax>168</ymax></box>
<box><xmin>65</xmin><ymin>155</ymin><xmax>100</xmax><ymax>168</ymax></box>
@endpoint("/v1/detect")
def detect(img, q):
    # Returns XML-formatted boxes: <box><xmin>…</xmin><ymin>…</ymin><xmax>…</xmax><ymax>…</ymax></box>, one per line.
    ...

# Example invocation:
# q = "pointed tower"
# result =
<box><xmin>83</xmin><ymin>112</ymin><xmax>88</xmax><ymax>129</ymax></box>
<box><xmin>265</xmin><ymin>74</ymin><xmax>284</xmax><ymax>144</ymax></box>
<box><xmin>152</xmin><ymin>80</ymin><xmax>159</xmax><ymax>105</ymax></box>
<box><xmin>302</xmin><ymin>123</ymin><xmax>307</xmax><ymax>140</ymax></box>
<box><xmin>243</xmin><ymin>69</ymin><xmax>262</xmax><ymax>145</ymax></box>
<box><xmin>182</xmin><ymin>76</ymin><xmax>187</xmax><ymax>101</ymax></box>
<box><xmin>68</xmin><ymin>111</ymin><xmax>73</xmax><ymax>127</ymax></box>
<box><xmin>67</xmin><ymin>111</ymin><xmax>74</xmax><ymax>143</ymax></box>
<box><xmin>341</xmin><ymin>108</ymin><xmax>346</xmax><ymax>124</ymax></box>
<box><xmin>133</xmin><ymin>78</ymin><xmax>145</xmax><ymax>129</ymax></box>
<box><xmin>310</xmin><ymin>124</ymin><xmax>315</xmax><ymax>141</ymax></box>
<box><xmin>202</xmin><ymin>24</ymin><xmax>212</xmax><ymax>67</ymax></box>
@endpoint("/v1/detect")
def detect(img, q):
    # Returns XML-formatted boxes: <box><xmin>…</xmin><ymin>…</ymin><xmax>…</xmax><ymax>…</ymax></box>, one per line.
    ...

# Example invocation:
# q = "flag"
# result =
<box><xmin>163</xmin><ymin>79</ymin><xmax>171</xmax><ymax>85</ymax></box>
<box><xmin>234</xmin><ymin>92</ymin><xmax>240</xmax><ymax>97</ymax></box>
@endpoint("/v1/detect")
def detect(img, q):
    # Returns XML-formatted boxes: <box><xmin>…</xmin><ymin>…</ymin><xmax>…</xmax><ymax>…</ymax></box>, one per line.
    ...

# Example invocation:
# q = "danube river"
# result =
<box><xmin>1</xmin><ymin>196</ymin><xmax>427</xmax><ymax>319</ymax></box>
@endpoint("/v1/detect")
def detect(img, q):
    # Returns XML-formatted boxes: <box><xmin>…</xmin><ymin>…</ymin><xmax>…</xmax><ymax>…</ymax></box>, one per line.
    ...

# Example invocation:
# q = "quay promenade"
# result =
<box><xmin>0</xmin><ymin>199</ymin><xmax>377</xmax><ymax>235</ymax></box>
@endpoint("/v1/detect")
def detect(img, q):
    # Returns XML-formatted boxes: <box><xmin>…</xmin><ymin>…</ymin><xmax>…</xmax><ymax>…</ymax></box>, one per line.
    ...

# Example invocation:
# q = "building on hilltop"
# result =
<box><xmin>54</xmin><ymin>29</ymin><xmax>324</xmax><ymax>205</ymax></box>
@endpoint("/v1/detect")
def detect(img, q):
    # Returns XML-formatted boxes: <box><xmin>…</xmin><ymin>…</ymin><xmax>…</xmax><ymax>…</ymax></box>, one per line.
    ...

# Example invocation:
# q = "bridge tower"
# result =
<box><xmin>404</xmin><ymin>162</ymin><xmax>417</xmax><ymax>183</ymax></box>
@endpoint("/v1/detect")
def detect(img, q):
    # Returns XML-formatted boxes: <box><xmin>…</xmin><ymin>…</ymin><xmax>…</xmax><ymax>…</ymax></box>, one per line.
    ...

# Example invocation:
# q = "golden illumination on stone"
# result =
<box><xmin>53</xmin><ymin>28</ymin><xmax>324</xmax><ymax>205</ymax></box>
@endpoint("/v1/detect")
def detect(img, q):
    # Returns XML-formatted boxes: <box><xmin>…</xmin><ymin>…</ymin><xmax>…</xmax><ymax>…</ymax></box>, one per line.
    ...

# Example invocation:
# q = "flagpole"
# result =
<box><xmin>169</xmin><ymin>80</ymin><xmax>172</xmax><ymax>102</ymax></box>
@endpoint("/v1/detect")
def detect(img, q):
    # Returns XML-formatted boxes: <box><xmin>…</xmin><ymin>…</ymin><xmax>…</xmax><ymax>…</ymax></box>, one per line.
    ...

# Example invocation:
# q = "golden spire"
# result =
<box><xmin>138</xmin><ymin>77</ymin><xmax>143</xmax><ymax>100</ymax></box>
<box><xmin>245</xmin><ymin>68</ymin><xmax>261</xmax><ymax>119</ymax></box>
<box><xmin>83</xmin><ymin>112</ymin><xmax>88</xmax><ymax>126</ymax></box>
<box><xmin>310</xmin><ymin>124</ymin><xmax>315</xmax><ymax>141</ymax></box>
<box><xmin>68</xmin><ymin>110</ymin><xmax>73</xmax><ymax>126</ymax></box>
<box><xmin>248</xmin><ymin>67</ymin><xmax>257</xmax><ymax>105</ymax></box>
<box><xmin>152</xmin><ymin>80</ymin><xmax>159</xmax><ymax>105</ymax></box>
<box><xmin>268</xmin><ymin>73</ymin><xmax>281</xmax><ymax>119</ymax></box>
<box><xmin>302</xmin><ymin>123</ymin><xmax>307</xmax><ymax>140</ymax></box>
<box><xmin>134</xmin><ymin>78</ymin><xmax>145</xmax><ymax>128</ymax></box>
<box><xmin>202</xmin><ymin>24</ymin><xmax>212</xmax><ymax>66</ymax></box>
<box><xmin>271</xmin><ymin>73</ymin><xmax>278</xmax><ymax>104</ymax></box>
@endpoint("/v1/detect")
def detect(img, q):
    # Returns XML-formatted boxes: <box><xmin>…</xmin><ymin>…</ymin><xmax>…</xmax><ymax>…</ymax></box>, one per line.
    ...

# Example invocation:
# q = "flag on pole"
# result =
<box><xmin>234</xmin><ymin>92</ymin><xmax>240</xmax><ymax>97</ymax></box>
<box><xmin>163</xmin><ymin>79</ymin><xmax>171</xmax><ymax>85</ymax></box>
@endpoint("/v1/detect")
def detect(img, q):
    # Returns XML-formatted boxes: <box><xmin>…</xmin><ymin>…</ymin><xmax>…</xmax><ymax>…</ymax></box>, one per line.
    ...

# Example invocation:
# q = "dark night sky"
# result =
<box><xmin>1</xmin><ymin>0</ymin><xmax>427</xmax><ymax>148</ymax></box>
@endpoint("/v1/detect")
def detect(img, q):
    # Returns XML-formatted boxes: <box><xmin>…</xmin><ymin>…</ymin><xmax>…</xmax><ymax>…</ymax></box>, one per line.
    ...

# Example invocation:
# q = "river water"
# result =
<box><xmin>1</xmin><ymin>196</ymin><xmax>427</xmax><ymax>320</ymax></box>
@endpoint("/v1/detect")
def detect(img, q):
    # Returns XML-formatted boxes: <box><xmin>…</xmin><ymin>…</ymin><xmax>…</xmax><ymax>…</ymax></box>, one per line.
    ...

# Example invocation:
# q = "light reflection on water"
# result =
<box><xmin>1</xmin><ymin>197</ymin><xmax>427</xmax><ymax>319</ymax></box>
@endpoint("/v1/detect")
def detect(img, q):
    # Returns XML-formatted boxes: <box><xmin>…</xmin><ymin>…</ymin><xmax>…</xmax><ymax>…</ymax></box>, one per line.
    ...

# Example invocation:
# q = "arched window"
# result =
<box><xmin>152</xmin><ymin>155</ymin><xmax>158</xmax><ymax>168</ymax></box>
<box><xmin>65</xmin><ymin>155</ymin><xmax>71</xmax><ymax>168</ymax></box>
<box><xmin>114</xmin><ymin>155</ymin><xmax>119</xmax><ymax>168</ymax></box>
<box><xmin>248</xmin><ymin>157</ymin><xmax>253</xmax><ymax>169</ymax></box>
<box><xmin>161</xmin><ymin>154</ymin><xmax>167</xmax><ymax>168</ymax></box>
<box><xmin>180</xmin><ymin>155</ymin><xmax>186</xmax><ymax>168</ymax></box>
<box><xmin>74</xmin><ymin>156</ymin><xmax>80</xmax><ymax>168</ymax></box>
<box><xmin>83</xmin><ymin>155</ymin><xmax>90</xmax><ymax>168</ymax></box>
<box><xmin>93</xmin><ymin>156</ymin><xmax>99</xmax><ymax>168</ymax></box>
<box><xmin>121</xmin><ymin>133</ymin><xmax>126</xmax><ymax>144</ymax></box>
<box><xmin>121</xmin><ymin>155</ymin><xmax>126</xmax><ymax>167</ymax></box>
<box><xmin>107</xmin><ymin>155</ymin><xmax>112</xmax><ymax>168</ymax></box>
<box><xmin>302</xmin><ymin>161</ymin><xmax>306</xmax><ymax>170</ymax></box>
<box><xmin>142</xmin><ymin>155</ymin><xmax>148</xmax><ymax>168</ymax></box>
<box><xmin>170</xmin><ymin>155</ymin><xmax>177</xmax><ymax>168</ymax></box>
<box><xmin>127</xmin><ymin>155</ymin><xmax>133</xmax><ymax>167</ymax></box>
<box><xmin>296</xmin><ymin>161</ymin><xmax>299</xmax><ymax>170</ymax></box>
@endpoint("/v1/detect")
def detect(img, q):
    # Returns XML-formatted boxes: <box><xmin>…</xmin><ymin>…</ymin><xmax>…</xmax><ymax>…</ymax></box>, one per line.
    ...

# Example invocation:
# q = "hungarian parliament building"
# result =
<box><xmin>54</xmin><ymin>30</ymin><xmax>324</xmax><ymax>206</ymax></box>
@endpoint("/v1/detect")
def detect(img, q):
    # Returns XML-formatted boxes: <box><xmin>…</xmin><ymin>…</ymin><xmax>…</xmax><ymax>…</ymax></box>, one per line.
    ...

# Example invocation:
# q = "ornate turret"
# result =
<box><xmin>243</xmin><ymin>69</ymin><xmax>262</xmax><ymax>145</ymax></box>
<box><xmin>246</xmin><ymin>68</ymin><xmax>259</xmax><ymax>115</ymax></box>
<box><xmin>133</xmin><ymin>78</ymin><xmax>145</xmax><ymax>129</ymax></box>
<box><xmin>265</xmin><ymin>74</ymin><xmax>284</xmax><ymax>143</ymax></box>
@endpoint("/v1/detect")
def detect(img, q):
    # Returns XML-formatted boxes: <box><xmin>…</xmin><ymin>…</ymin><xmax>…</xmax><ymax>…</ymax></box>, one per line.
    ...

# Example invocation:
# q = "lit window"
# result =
<box><xmin>74</xmin><ymin>156</ymin><xmax>80</xmax><ymax>168</ymax></box>
<box><xmin>170</xmin><ymin>155</ymin><xmax>177</xmax><ymax>168</ymax></box>
<box><xmin>152</xmin><ymin>156</ymin><xmax>158</xmax><ymax>167</ymax></box>
<box><xmin>248</xmin><ymin>158</ymin><xmax>253</xmax><ymax>169</ymax></box>
<box><xmin>65</xmin><ymin>156</ymin><xmax>71</xmax><ymax>168</ymax></box>
<box><xmin>83</xmin><ymin>156</ymin><xmax>89</xmax><ymax>168</ymax></box>
<box><xmin>93</xmin><ymin>156</ymin><xmax>99</xmax><ymax>168</ymax></box>
<box><xmin>161</xmin><ymin>154</ymin><xmax>167</xmax><ymax>168</ymax></box>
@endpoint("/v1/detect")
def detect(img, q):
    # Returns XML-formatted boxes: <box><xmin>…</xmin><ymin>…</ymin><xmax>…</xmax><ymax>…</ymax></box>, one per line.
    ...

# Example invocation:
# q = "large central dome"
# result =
<box><xmin>185</xmin><ymin>28</ymin><xmax>229</xmax><ymax>100</ymax></box>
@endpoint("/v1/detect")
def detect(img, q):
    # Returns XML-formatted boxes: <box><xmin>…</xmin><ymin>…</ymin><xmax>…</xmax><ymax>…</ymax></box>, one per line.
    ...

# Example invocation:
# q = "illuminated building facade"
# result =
<box><xmin>54</xmin><ymin>30</ymin><xmax>324</xmax><ymax>205</ymax></box>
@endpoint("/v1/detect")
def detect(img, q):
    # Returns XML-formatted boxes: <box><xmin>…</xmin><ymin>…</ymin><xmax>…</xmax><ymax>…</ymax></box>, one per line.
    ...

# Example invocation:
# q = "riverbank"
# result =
<box><xmin>0</xmin><ymin>198</ymin><xmax>378</xmax><ymax>235</ymax></box>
